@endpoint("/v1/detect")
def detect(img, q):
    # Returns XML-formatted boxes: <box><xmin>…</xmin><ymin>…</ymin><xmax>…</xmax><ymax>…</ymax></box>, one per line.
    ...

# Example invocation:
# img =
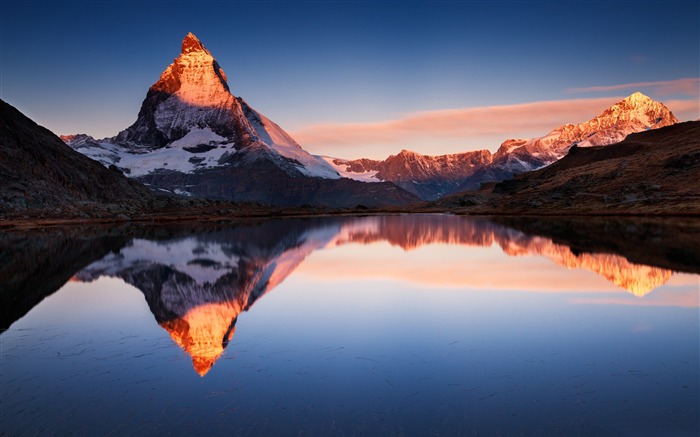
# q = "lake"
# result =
<box><xmin>1</xmin><ymin>214</ymin><xmax>698</xmax><ymax>436</ymax></box>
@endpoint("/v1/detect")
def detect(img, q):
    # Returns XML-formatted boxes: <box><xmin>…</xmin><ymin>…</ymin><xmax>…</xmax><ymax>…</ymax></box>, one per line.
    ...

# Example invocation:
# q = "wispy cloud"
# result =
<box><xmin>292</xmin><ymin>96</ymin><xmax>622</xmax><ymax>156</ymax></box>
<box><xmin>565</xmin><ymin>78</ymin><xmax>699</xmax><ymax>96</ymax></box>
<box><xmin>666</xmin><ymin>99</ymin><xmax>700</xmax><ymax>115</ymax></box>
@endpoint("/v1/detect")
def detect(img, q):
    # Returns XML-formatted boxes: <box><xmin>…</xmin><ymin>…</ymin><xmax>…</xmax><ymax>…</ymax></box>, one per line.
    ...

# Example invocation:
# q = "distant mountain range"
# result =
<box><xmin>330</xmin><ymin>92</ymin><xmax>678</xmax><ymax>199</ymax></box>
<box><xmin>61</xmin><ymin>33</ymin><xmax>681</xmax><ymax>205</ymax></box>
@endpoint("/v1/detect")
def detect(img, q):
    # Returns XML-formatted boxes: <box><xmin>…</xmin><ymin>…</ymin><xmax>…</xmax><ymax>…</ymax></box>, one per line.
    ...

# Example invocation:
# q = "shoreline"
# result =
<box><xmin>2</xmin><ymin>206</ymin><xmax>699</xmax><ymax>230</ymax></box>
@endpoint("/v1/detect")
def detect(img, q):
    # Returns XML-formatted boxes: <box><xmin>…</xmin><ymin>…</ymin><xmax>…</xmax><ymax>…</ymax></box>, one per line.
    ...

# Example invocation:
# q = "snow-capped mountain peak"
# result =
<box><xmin>111</xmin><ymin>32</ymin><xmax>245</xmax><ymax>150</ymax></box>
<box><xmin>65</xmin><ymin>33</ymin><xmax>351</xmax><ymax>196</ymax></box>
<box><xmin>596</xmin><ymin>91</ymin><xmax>674</xmax><ymax>126</ymax></box>
<box><xmin>623</xmin><ymin>91</ymin><xmax>654</xmax><ymax>105</ymax></box>
<box><xmin>491</xmin><ymin>92</ymin><xmax>678</xmax><ymax>171</ymax></box>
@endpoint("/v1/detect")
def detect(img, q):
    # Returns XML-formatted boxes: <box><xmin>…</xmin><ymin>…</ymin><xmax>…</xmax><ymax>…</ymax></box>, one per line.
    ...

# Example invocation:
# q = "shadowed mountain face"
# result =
<box><xmin>3</xmin><ymin>216</ymin><xmax>697</xmax><ymax>373</ymax></box>
<box><xmin>0</xmin><ymin>99</ymin><xmax>159</xmax><ymax>217</ymax></box>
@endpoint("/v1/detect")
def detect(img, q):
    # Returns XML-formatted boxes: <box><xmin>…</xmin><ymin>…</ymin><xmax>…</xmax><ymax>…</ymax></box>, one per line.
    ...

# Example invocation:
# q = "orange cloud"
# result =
<box><xmin>565</xmin><ymin>78</ymin><xmax>699</xmax><ymax>96</ymax></box>
<box><xmin>665</xmin><ymin>99</ymin><xmax>700</xmax><ymax>120</ymax></box>
<box><xmin>292</xmin><ymin>97</ymin><xmax>624</xmax><ymax>158</ymax></box>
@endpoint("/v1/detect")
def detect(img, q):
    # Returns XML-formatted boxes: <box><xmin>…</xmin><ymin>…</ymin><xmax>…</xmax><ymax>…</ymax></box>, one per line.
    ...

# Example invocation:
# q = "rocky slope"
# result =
<box><xmin>330</xmin><ymin>93</ymin><xmax>678</xmax><ymax>199</ymax></box>
<box><xmin>438</xmin><ymin>121</ymin><xmax>700</xmax><ymax>215</ymax></box>
<box><xmin>0</xmin><ymin>99</ymin><xmax>163</xmax><ymax>217</ymax></box>
<box><xmin>326</xmin><ymin>149</ymin><xmax>492</xmax><ymax>200</ymax></box>
<box><xmin>65</xmin><ymin>33</ymin><xmax>419</xmax><ymax>207</ymax></box>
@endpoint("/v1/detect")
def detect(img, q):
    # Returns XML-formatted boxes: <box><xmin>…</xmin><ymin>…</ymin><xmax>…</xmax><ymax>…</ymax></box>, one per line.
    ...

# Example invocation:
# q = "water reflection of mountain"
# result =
<box><xmin>334</xmin><ymin>215</ymin><xmax>676</xmax><ymax>296</ymax></box>
<box><xmin>491</xmin><ymin>216</ymin><xmax>700</xmax><ymax>276</ymax></box>
<box><xmin>3</xmin><ymin>215</ymin><xmax>698</xmax><ymax>373</ymax></box>
<box><xmin>76</xmin><ymin>220</ymin><xmax>340</xmax><ymax>375</ymax></box>
<box><xmin>68</xmin><ymin>216</ymin><xmax>691</xmax><ymax>374</ymax></box>
<box><xmin>0</xmin><ymin>228</ymin><xmax>130</xmax><ymax>331</ymax></box>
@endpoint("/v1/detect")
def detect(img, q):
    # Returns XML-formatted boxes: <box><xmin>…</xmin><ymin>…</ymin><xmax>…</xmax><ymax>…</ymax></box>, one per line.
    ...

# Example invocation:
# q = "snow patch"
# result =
<box><xmin>240</xmin><ymin>99</ymin><xmax>341</xmax><ymax>179</ymax></box>
<box><xmin>75</xmin><ymin>133</ymin><xmax>236</xmax><ymax>178</ymax></box>
<box><xmin>321</xmin><ymin>156</ymin><xmax>382</xmax><ymax>183</ymax></box>
<box><xmin>169</xmin><ymin>127</ymin><xmax>227</xmax><ymax>148</ymax></box>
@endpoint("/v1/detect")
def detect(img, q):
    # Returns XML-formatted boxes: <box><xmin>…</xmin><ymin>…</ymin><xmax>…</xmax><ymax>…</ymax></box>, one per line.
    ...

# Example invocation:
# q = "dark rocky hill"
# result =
<box><xmin>0</xmin><ymin>99</ymin><xmax>163</xmax><ymax>218</ymax></box>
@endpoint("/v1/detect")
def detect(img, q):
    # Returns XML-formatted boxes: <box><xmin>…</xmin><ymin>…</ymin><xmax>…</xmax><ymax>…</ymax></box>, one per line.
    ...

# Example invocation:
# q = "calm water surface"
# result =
<box><xmin>1</xmin><ymin>215</ymin><xmax>698</xmax><ymax>436</ymax></box>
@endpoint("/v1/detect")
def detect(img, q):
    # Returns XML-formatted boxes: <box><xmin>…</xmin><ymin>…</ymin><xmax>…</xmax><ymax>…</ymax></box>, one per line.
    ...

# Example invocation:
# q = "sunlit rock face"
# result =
<box><xmin>75</xmin><ymin>217</ymin><xmax>677</xmax><ymax>374</ymax></box>
<box><xmin>333</xmin><ymin>149</ymin><xmax>494</xmax><ymax>200</ymax></box>
<box><xmin>469</xmin><ymin>92</ymin><xmax>679</xmax><ymax>187</ymax></box>
<box><xmin>161</xmin><ymin>303</ymin><xmax>240</xmax><ymax>376</ymax></box>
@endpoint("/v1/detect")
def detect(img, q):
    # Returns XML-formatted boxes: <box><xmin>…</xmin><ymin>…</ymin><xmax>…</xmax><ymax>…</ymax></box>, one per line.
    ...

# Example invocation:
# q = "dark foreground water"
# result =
<box><xmin>1</xmin><ymin>215</ymin><xmax>698</xmax><ymax>436</ymax></box>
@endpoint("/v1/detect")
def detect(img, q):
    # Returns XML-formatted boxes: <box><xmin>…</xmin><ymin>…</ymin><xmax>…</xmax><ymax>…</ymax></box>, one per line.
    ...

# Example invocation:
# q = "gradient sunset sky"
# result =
<box><xmin>1</xmin><ymin>0</ymin><xmax>698</xmax><ymax>159</ymax></box>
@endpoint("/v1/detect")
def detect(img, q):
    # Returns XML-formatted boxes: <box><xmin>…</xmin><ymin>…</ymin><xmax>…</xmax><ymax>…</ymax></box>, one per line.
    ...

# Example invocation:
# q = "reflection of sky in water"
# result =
<box><xmin>2</xmin><ymin>217</ymin><xmax>699</xmax><ymax>435</ymax></box>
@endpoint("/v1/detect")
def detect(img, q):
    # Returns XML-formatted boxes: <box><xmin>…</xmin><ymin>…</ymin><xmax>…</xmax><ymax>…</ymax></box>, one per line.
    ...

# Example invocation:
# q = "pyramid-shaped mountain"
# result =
<box><xmin>65</xmin><ymin>33</ymin><xmax>418</xmax><ymax>207</ymax></box>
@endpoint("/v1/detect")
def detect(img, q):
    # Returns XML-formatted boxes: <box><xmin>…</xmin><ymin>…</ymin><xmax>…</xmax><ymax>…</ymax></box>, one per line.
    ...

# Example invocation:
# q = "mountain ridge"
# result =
<box><xmin>331</xmin><ymin>92</ymin><xmax>678</xmax><ymax>199</ymax></box>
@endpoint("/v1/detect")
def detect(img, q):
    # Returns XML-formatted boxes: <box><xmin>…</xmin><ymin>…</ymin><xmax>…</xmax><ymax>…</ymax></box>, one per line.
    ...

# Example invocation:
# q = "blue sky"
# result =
<box><xmin>1</xmin><ymin>0</ymin><xmax>698</xmax><ymax>159</ymax></box>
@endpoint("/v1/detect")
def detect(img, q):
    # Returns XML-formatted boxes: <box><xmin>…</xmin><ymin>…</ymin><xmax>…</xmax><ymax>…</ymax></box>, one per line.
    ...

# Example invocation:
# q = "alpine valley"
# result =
<box><xmin>62</xmin><ymin>33</ymin><xmax>684</xmax><ymax>206</ymax></box>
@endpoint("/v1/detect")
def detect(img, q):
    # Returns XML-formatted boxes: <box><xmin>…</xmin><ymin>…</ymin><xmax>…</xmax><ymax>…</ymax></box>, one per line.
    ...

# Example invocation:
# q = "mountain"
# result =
<box><xmin>462</xmin><ymin>91</ymin><xmax>679</xmax><ymax>189</ymax></box>
<box><xmin>0</xmin><ymin>99</ymin><xmax>163</xmax><ymax>218</ymax></box>
<box><xmin>64</xmin><ymin>33</ymin><xmax>419</xmax><ymax>207</ymax></box>
<box><xmin>62</xmin><ymin>33</ymin><xmax>677</xmax><ymax>205</ymax></box>
<box><xmin>438</xmin><ymin>121</ymin><xmax>700</xmax><ymax>215</ymax></box>
<box><xmin>324</xmin><ymin>149</ymin><xmax>492</xmax><ymax>200</ymax></box>
<box><xmin>329</xmin><ymin>93</ymin><xmax>678</xmax><ymax>199</ymax></box>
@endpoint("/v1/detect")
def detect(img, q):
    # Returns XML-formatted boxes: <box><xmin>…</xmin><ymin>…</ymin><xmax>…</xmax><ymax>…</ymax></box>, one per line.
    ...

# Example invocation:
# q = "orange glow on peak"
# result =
<box><xmin>160</xmin><ymin>301</ymin><xmax>242</xmax><ymax>377</ymax></box>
